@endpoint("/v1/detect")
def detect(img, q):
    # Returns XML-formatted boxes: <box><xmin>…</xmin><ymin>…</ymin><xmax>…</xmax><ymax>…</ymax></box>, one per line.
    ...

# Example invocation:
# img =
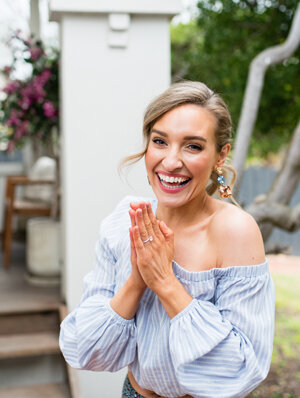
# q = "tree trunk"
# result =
<box><xmin>246</xmin><ymin>120</ymin><xmax>300</xmax><ymax>241</ymax></box>
<box><xmin>232</xmin><ymin>3</ymin><xmax>300</xmax><ymax>197</ymax></box>
<box><xmin>247</xmin><ymin>202</ymin><xmax>300</xmax><ymax>233</ymax></box>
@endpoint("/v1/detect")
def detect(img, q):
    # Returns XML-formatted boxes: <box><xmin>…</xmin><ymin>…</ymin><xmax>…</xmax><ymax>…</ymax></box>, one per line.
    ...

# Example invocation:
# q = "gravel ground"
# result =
<box><xmin>268</xmin><ymin>254</ymin><xmax>300</xmax><ymax>274</ymax></box>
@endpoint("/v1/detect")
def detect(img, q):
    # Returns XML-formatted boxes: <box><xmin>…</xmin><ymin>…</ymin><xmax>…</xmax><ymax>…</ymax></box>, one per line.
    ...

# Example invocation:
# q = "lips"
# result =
<box><xmin>155</xmin><ymin>172</ymin><xmax>192</xmax><ymax>193</ymax></box>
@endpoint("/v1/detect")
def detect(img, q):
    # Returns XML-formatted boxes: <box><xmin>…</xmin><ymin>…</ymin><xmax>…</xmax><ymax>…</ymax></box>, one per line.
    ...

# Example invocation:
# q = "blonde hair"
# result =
<box><xmin>120</xmin><ymin>81</ymin><xmax>238</xmax><ymax>203</ymax></box>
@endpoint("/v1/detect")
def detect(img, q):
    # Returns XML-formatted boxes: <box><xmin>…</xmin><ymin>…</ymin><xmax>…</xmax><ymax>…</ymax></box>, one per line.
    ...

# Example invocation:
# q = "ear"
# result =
<box><xmin>216</xmin><ymin>143</ymin><xmax>231</xmax><ymax>168</ymax></box>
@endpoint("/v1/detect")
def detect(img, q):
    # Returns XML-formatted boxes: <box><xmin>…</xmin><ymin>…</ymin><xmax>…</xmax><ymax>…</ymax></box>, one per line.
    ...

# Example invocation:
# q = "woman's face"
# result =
<box><xmin>145</xmin><ymin>103</ymin><xmax>228</xmax><ymax>208</ymax></box>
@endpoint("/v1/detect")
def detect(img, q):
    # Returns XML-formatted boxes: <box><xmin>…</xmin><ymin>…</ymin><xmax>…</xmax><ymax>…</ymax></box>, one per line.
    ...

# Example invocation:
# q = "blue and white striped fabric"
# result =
<box><xmin>59</xmin><ymin>196</ymin><xmax>275</xmax><ymax>398</ymax></box>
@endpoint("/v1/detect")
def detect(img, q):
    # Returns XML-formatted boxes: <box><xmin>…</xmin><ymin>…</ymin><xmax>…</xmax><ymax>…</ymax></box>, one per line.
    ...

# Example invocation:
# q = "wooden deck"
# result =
<box><xmin>0</xmin><ymin>239</ymin><xmax>62</xmax><ymax>315</ymax></box>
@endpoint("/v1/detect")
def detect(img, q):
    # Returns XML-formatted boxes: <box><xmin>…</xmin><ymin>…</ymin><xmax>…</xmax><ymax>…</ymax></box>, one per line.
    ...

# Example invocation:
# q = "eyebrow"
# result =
<box><xmin>151</xmin><ymin>128</ymin><xmax>207</xmax><ymax>143</ymax></box>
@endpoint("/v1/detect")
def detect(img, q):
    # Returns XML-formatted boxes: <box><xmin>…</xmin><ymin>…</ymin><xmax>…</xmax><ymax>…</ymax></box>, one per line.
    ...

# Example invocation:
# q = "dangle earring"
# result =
<box><xmin>215</xmin><ymin>167</ymin><xmax>232</xmax><ymax>198</ymax></box>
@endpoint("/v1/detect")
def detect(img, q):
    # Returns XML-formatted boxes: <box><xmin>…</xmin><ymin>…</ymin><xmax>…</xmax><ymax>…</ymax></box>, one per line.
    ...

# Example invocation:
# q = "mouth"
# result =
<box><xmin>156</xmin><ymin>172</ymin><xmax>192</xmax><ymax>193</ymax></box>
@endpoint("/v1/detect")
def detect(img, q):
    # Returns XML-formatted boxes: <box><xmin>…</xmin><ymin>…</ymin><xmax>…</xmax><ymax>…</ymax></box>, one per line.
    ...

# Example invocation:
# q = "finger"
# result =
<box><xmin>129</xmin><ymin>227</ymin><xmax>137</xmax><ymax>261</ymax></box>
<box><xmin>129</xmin><ymin>209</ymin><xmax>136</xmax><ymax>227</ymax></box>
<box><xmin>146</xmin><ymin>202</ymin><xmax>164</xmax><ymax>238</ymax></box>
<box><xmin>130</xmin><ymin>202</ymin><xmax>143</xmax><ymax>211</ymax></box>
<box><xmin>135</xmin><ymin>208</ymin><xmax>150</xmax><ymax>243</ymax></box>
<box><xmin>132</xmin><ymin>225</ymin><xmax>144</xmax><ymax>251</ymax></box>
<box><xmin>158</xmin><ymin>220</ymin><xmax>174</xmax><ymax>243</ymax></box>
<box><xmin>141</xmin><ymin>202</ymin><xmax>154</xmax><ymax>237</ymax></box>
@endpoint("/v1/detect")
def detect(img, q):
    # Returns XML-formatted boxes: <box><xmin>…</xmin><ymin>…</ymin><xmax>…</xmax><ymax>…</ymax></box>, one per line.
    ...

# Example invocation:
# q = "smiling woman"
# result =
<box><xmin>59</xmin><ymin>81</ymin><xmax>275</xmax><ymax>398</ymax></box>
<box><xmin>121</xmin><ymin>81</ymin><xmax>236</xmax><ymax>202</ymax></box>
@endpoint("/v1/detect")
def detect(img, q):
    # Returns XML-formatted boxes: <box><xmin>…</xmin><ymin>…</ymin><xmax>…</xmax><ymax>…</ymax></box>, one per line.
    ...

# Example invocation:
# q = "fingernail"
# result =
<box><xmin>141</xmin><ymin>203</ymin><xmax>146</xmax><ymax>209</ymax></box>
<box><xmin>161</xmin><ymin>221</ymin><xmax>167</xmax><ymax>228</ymax></box>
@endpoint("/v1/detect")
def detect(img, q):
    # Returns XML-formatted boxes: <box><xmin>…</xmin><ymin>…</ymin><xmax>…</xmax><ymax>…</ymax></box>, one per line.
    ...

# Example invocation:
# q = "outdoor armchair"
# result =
<box><xmin>2</xmin><ymin>175</ymin><xmax>55</xmax><ymax>269</ymax></box>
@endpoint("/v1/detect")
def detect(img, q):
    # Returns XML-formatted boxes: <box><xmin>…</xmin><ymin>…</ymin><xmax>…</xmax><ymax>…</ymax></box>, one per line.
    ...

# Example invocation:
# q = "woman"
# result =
<box><xmin>59</xmin><ymin>81</ymin><xmax>275</xmax><ymax>398</ymax></box>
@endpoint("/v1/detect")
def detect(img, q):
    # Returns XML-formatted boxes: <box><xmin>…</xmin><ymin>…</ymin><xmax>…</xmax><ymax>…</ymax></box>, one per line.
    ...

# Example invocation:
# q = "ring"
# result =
<box><xmin>143</xmin><ymin>236</ymin><xmax>153</xmax><ymax>244</ymax></box>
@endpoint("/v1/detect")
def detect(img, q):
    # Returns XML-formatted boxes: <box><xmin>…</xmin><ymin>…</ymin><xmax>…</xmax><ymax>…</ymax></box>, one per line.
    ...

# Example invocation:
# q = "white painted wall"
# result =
<box><xmin>50</xmin><ymin>1</ymin><xmax>181</xmax><ymax>396</ymax></box>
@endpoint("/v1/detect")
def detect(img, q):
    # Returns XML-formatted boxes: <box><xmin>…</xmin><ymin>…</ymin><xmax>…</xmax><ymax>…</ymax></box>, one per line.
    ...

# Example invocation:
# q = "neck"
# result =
<box><xmin>156</xmin><ymin>191</ymin><xmax>212</xmax><ymax>230</ymax></box>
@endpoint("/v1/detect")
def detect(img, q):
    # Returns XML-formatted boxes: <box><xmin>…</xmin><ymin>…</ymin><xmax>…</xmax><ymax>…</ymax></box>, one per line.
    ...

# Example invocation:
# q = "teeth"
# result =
<box><xmin>158</xmin><ymin>173</ymin><xmax>189</xmax><ymax>183</ymax></box>
<box><xmin>160</xmin><ymin>180</ymin><xmax>183</xmax><ymax>189</ymax></box>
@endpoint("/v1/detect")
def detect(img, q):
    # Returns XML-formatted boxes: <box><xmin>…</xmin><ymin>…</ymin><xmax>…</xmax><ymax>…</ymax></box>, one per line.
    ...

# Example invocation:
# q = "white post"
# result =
<box><xmin>49</xmin><ymin>1</ymin><xmax>181</xmax><ymax>396</ymax></box>
<box><xmin>24</xmin><ymin>0</ymin><xmax>41</xmax><ymax>174</ymax></box>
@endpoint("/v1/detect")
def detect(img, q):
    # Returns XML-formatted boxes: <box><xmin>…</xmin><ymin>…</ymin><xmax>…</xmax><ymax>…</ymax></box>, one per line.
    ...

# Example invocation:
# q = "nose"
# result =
<box><xmin>161</xmin><ymin>148</ymin><xmax>183</xmax><ymax>171</ymax></box>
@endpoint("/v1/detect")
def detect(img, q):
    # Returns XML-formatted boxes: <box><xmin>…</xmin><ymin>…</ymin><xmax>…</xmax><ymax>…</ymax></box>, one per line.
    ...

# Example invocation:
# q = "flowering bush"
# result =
<box><xmin>0</xmin><ymin>32</ymin><xmax>59</xmax><ymax>153</ymax></box>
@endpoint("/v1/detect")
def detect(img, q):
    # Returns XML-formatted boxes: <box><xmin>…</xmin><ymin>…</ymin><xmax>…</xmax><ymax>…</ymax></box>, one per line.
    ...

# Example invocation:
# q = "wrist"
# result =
<box><xmin>110</xmin><ymin>275</ymin><xmax>146</xmax><ymax>320</ymax></box>
<box><xmin>153</xmin><ymin>273</ymin><xmax>179</xmax><ymax>298</ymax></box>
<box><xmin>128</xmin><ymin>274</ymin><xmax>147</xmax><ymax>295</ymax></box>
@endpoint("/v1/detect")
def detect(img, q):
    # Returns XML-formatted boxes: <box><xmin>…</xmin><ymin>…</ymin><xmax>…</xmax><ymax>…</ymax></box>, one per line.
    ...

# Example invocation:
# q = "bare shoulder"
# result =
<box><xmin>210</xmin><ymin>200</ymin><xmax>266</xmax><ymax>268</ymax></box>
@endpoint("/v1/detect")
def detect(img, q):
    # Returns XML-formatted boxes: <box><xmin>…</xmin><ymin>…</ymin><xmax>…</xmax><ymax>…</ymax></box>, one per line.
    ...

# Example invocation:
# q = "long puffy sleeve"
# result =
<box><xmin>59</xmin><ymin>197</ymin><xmax>137</xmax><ymax>372</ymax></box>
<box><xmin>169</xmin><ymin>263</ymin><xmax>275</xmax><ymax>398</ymax></box>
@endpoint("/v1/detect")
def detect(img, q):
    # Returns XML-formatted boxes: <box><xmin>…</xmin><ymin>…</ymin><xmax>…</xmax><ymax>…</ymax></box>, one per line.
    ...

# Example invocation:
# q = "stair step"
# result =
<box><xmin>0</xmin><ymin>311</ymin><xmax>60</xmax><ymax>335</ymax></box>
<box><xmin>0</xmin><ymin>382</ymin><xmax>70</xmax><ymax>398</ymax></box>
<box><xmin>0</xmin><ymin>332</ymin><xmax>60</xmax><ymax>359</ymax></box>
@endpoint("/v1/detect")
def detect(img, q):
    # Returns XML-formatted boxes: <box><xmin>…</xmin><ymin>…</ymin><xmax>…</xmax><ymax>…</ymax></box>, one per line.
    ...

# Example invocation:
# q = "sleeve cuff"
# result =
<box><xmin>107</xmin><ymin>299</ymin><xmax>136</xmax><ymax>326</ymax></box>
<box><xmin>170</xmin><ymin>298</ymin><xmax>198</xmax><ymax>324</ymax></box>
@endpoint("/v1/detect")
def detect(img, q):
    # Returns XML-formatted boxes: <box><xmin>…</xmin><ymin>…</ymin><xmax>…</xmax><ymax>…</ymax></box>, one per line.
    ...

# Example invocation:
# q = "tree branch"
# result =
<box><xmin>247</xmin><ymin>201</ymin><xmax>300</xmax><ymax>232</ymax></box>
<box><xmin>232</xmin><ymin>3</ymin><xmax>300</xmax><ymax>196</ymax></box>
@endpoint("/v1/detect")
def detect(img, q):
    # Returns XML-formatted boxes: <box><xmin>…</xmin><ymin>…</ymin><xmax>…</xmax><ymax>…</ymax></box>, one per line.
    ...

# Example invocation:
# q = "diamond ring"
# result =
<box><xmin>143</xmin><ymin>236</ymin><xmax>153</xmax><ymax>244</ymax></box>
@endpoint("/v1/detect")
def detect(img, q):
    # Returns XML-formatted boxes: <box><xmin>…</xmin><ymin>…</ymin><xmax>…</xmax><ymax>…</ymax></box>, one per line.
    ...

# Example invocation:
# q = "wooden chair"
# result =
<box><xmin>2</xmin><ymin>176</ymin><xmax>55</xmax><ymax>269</ymax></box>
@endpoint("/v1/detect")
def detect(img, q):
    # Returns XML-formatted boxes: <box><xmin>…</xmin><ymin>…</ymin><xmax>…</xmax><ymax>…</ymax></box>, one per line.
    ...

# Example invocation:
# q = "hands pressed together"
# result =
<box><xmin>128</xmin><ymin>202</ymin><xmax>175</xmax><ymax>294</ymax></box>
<box><xmin>110</xmin><ymin>201</ymin><xmax>192</xmax><ymax>320</ymax></box>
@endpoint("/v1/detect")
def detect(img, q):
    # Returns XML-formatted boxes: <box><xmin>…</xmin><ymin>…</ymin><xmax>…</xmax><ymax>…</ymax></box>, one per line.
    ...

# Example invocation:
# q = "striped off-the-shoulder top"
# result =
<box><xmin>59</xmin><ymin>196</ymin><xmax>275</xmax><ymax>398</ymax></box>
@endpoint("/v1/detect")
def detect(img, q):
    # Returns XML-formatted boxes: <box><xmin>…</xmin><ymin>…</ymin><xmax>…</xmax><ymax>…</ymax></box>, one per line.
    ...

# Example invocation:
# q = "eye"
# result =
<box><xmin>187</xmin><ymin>144</ymin><xmax>203</xmax><ymax>151</ymax></box>
<box><xmin>152</xmin><ymin>138</ymin><xmax>166</xmax><ymax>146</ymax></box>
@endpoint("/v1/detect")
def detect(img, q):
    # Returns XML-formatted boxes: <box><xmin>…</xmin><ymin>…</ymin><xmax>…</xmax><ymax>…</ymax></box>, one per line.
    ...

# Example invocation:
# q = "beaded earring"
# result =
<box><xmin>215</xmin><ymin>167</ymin><xmax>232</xmax><ymax>198</ymax></box>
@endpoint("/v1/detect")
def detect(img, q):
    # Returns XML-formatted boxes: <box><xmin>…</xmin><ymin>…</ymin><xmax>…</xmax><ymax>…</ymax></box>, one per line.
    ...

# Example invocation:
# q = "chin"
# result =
<box><xmin>152</xmin><ymin>189</ymin><xmax>192</xmax><ymax>208</ymax></box>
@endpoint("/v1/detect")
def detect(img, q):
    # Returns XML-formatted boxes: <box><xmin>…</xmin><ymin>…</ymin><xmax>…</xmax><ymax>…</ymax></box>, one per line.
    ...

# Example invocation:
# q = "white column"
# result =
<box><xmin>50</xmin><ymin>1</ymin><xmax>181</xmax><ymax>397</ymax></box>
<box><xmin>24</xmin><ymin>0</ymin><xmax>41</xmax><ymax>174</ymax></box>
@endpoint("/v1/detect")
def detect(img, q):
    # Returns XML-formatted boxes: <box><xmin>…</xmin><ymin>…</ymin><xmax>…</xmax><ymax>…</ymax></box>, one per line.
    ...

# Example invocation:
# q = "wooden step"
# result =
<box><xmin>0</xmin><ymin>383</ymin><xmax>70</xmax><ymax>398</ymax></box>
<box><xmin>0</xmin><ymin>302</ymin><xmax>61</xmax><ymax>316</ymax></box>
<box><xmin>0</xmin><ymin>332</ymin><xmax>60</xmax><ymax>359</ymax></box>
<box><xmin>0</xmin><ymin>311</ymin><xmax>60</xmax><ymax>335</ymax></box>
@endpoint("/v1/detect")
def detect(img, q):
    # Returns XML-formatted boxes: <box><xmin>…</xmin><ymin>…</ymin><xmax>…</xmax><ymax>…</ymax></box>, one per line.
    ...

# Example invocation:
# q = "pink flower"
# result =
<box><xmin>3</xmin><ymin>66</ymin><xmax>12</xmax><ymax>76</ymax></box>
<box><xmin>6</xmin><ymin>109</ymin><xmax>23</xmax><ymax>127</ymax></box>
<box><xmin>37</xmin><ymin>69</ymin><xmax>52</xmax><ymax>85</ymax></box>
<box><xmin>18</xmin><ymin>96</ymin><xmax>33</xmax><ymax>110</ymax></box>
<box><xmin>20</xmin><ymin>80</ymin><xmax>45</xmax><ymax>105</ymax></box>
<box><xmin>7</xmin><ymin>141</ymin><xmax>15</xmax><ymax>153</ymax></box>
<box><xmin>3</xmin><ymin>81</ymin><xmax>19</xmax><ymax>94</ymax></box>
<box><xmin>14</xmin><ymin>121</ymin><xmax>29</xmax><ymax>139</ymax></box>
<box><xmin>43</xmin><ymin>101</ymin><xmax>57</xmax><ymax>118</ymax></box>
<box><xmin>24</xmin><ymin>38</ymin><xmax>33</xmax><ymax>46</ymax></box>
<box><xmin>29</xmin><ymin>46</ymin><xmax>44</xmax><ymax>61</ymax></box>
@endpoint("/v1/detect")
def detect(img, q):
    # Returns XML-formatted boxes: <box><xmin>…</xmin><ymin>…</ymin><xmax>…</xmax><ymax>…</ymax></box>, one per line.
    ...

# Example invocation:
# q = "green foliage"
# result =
<box><xmin>271</xmin><ymin>274</ymin><xmax>300</xmax><ymax>364</ymax></box>
<box><xmin>171</xmin><ymin>0</ymin><xmax>300</xmax><ymax>158</ymax></box>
